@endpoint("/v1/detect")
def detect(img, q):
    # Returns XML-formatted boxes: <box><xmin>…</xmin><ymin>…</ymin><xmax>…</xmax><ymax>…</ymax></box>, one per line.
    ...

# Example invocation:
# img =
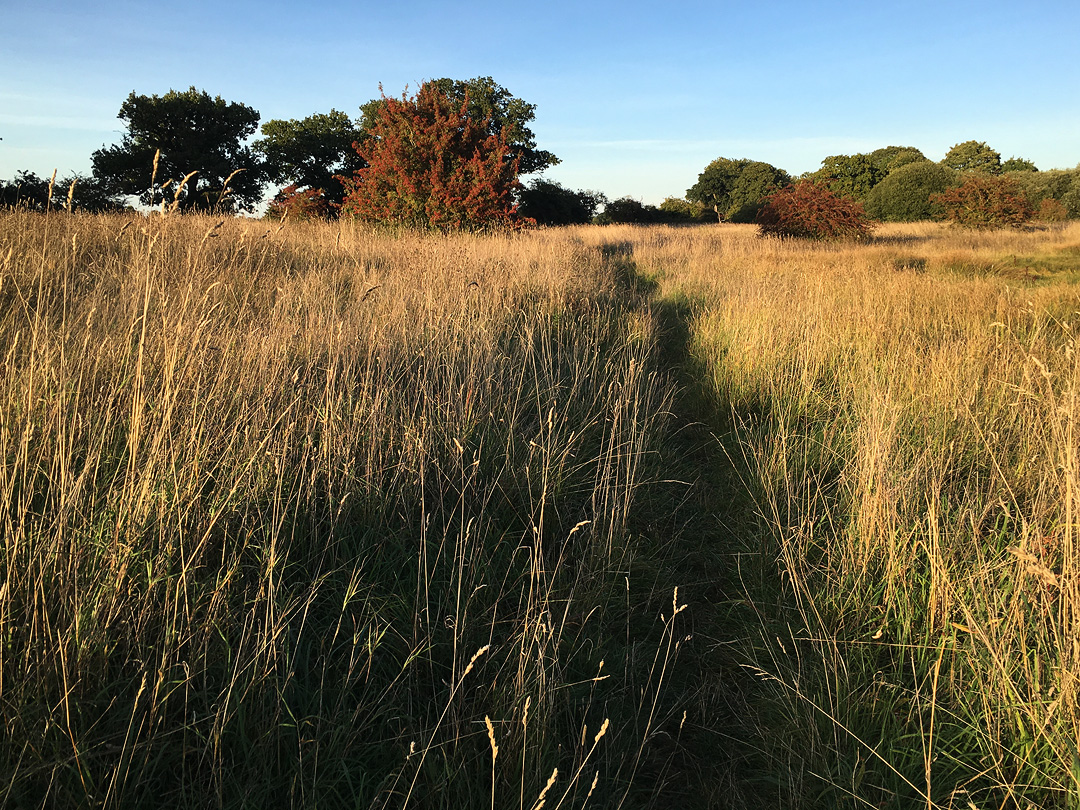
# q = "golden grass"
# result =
<box><xmin>603</xmin><ymin>219</ymin><xmax>1080</xmax><ymax>807</ymax></box>
<box><xmin>5</xmin><ymin>209</ymin><xmax>1080</xmax><ymax>807</ymax></box>
<box><xmin>0</xmin><ymin>211</ymin><xmax>670</xmax><ymax>808</ymax></box>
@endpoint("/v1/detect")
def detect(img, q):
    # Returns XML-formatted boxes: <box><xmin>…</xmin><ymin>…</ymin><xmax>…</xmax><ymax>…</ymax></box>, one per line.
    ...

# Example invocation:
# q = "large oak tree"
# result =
<box><xmin>92</xmin><ymin>87</ymin><xmax>264</xmax><ymax>212</ymax></box>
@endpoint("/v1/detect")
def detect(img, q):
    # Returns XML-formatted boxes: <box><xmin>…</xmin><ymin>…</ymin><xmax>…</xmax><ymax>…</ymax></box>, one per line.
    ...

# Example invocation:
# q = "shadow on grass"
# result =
<box><xmin>597</xmin><ymin>239</ymin><xmax>790</xmax><ymax>809</ymax></box>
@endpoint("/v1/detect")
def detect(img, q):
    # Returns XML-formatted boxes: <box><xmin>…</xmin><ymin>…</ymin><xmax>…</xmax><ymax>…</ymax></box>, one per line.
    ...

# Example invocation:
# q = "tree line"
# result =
<box><xmin>0</xmin><ymin>80</ymin><xmax>598</xmax><ymax>226</ymax></box>
<box><xmin>2</xmin><ymin>80</ymin><xmax>1079</xmax><ymax>230</ymax></box>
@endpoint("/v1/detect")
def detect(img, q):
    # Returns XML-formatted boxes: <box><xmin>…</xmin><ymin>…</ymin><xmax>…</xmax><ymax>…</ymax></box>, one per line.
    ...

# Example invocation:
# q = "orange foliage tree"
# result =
<box><xmin>339</xmin><ymin>83</ymin><xmax>522</xmax><ymax>229</ymax></box>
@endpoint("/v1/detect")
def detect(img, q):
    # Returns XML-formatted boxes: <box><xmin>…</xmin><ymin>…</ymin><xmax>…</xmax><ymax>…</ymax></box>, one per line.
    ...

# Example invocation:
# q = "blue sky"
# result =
<box><xmin>2</xmin><ymin>0</ymin><xmax>1078</xmax><ymax>204</ymax></box>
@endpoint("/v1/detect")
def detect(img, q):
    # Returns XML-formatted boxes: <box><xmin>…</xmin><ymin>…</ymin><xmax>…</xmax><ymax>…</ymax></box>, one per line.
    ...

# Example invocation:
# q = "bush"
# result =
<box><xmin>266</xmin><ymin>184</ymin><xmax>332</xmax><ymax>221</ymax></box>
<box><xmin>594</xmin><ymin>197</ymin><xmax>664</xmax><ymax>224</ymax></box>
<box><xmin>864</xmin><ymin>160</ymin><xmax>956</xmax><ymax>222</ymax></box>
<box><xmin>756</xmin><ymin>179</ymin><xmax>874</xmax><ymax>240</ymax></box>
<box><xmin>931</xmin><ymin>174</ymin><xmax>1034</xmax><ymax>228</ymax></box>
<box><xmin>659</xmin><ymin>197</ymin><xmax>717</xmax><ymax>223</ymax></box>
<box><xmin>515</xmin><ymin>179</ymin><xmax>605</xmax><ymax>225</ymax></box>
<box><xmin>1036</xmin><ymin>197</ymin><xmax>1068</xmax><ymax>222</ymax></box>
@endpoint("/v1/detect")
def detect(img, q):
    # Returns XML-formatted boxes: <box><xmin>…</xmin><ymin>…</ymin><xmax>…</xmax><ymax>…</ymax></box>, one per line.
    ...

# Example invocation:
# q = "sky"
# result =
<box><xmin>1</xmin><ymin>0</ymin><xmax>1078</xmax><ymax>205</ymax></box>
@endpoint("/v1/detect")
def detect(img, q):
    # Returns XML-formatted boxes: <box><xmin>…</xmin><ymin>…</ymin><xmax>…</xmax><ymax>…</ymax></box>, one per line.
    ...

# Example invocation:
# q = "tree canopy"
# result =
<box><xmin>811</xmin><ymin>153</ymin><xmax>887</xmax><ymax>201</ymax></box>
<box><xmin>687</xmin><ymin>158</ymin><xmax>790</xmax><ymax>221</ymax></box>
<box><xmin>91</xmin><ymin>87</ymin><xmax>265</xmax><ymax>212</ymax></box>
<box><xmin>941</xmin><ymin>140</ymin><xmax>1002</xmax><ymax>175</ymax></box>
<box><xmin>869</xmin><ymin>145</ymin><xmax>927</xmax><ymax>174</ymax></box>
<box><xmin>516</xmin><ymin>179</ymin><xmax>605</xmax><ymax>225</ymax></box>
<box><xmin>254</xmin><ymin>110</ymin><xmax>364</xmax><ymax>212</ymax></box>
<box><xmin>0</xmin><ymin>170</ymin><xmax>123</xmax><ymax>213</ymax></box>
<box><xmin>1001</xmin><ymin>156</ymin><xmax>1038</xmax><ymax>173</ymax></box>
<box><xmin>360</xmin><ymin>77</ymin><xmax>558</xmax><ymax>176</ymax></box>
<box><xmin>340</xmin><ymin>83</ymin><xmax>521</xmax><ymax>229</ymax></box>
<box><xmin>864</xmin><ymin>160</ymin><xmax>956</xmax><ymax>222</ymax></box>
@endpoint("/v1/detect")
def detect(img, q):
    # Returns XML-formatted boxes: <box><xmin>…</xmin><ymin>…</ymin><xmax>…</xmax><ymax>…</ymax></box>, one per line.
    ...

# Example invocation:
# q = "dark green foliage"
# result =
<box><xmin>0</xmin><ymin>171</ymin><xmax>123</xmax><ymax>213</ymax></box>
<box><xmin>360</xmin><ymin>77</ymin><xmax>558</xmax><ymax>176</ymax></box>
<box><xmin>811</xmin><ymin>153</ymin><xmax>887</xmax><ymax>201</ymax></box>
<box><xmin>687</xmin><ymin>157</ymin><xmax>790</xmax><ymax>221</ymax></box>
<box><xmin>91</xmin><ymin>87</ymin><xmax>265</xmax><ymax>212</ymax></box>
<box><xmin>594</xmin><ymin>196</ymin><xmax>665</xmax><ymax>224</ymax></box>
<box><xmin>686</xmin><ymin>157</ymin><xmax>749</xmax><ymax>220</ymax></box>
<box><xmin>1002</xmin><ymin>156</ymin><xmax>1038</xmax><ymax>172</ymax></box>
<box><xmin>931</xmin><ymin>174</ymin><xmax>1034</xmax><ymax>228</ymax></box>
<box><xmin>659</xmin><ymin>197</ymin><xmax>717</xmax><ymax>222</ymax></box>
<box><xmin>757</xmin><ymin>179</ymin><xmax>874</xmax><ymax>240</ymax></box>
<box><xmin>869</xmin><ymin>145</ymin><xmax>927</xmax><ymax>174</ymax></box>
<box><xmin>941</xmin><ymin>140</ymin><xmax>1002</xmax><ymax>174</ymax></box>
<box><xmin>726</xmin><ymin>161</ymin><xmax>792</xmax><ymax>222</ymax></box>
<box><xmin>254</xmin><ymin>110</ymin><xmax>365</xmax><ymax>213</ymax></box>
<box><xmin>1009</xmin><ymin>168</ymin><xmax>1080</xmax><ymax>217</ymax></box>
<box><xmin>515</xmin><ymin>179</ymin><xmax>606</xmax><ymax>224</ymax></box>
<box><xmin>865</xmin><ymin>160</ymin><xmax>956</xmax><ymax>222</ymax></box>
<box><xmin>0</xmin><ymin>171</ymin><xmax>54</xmax><ymax>211</ymax></box>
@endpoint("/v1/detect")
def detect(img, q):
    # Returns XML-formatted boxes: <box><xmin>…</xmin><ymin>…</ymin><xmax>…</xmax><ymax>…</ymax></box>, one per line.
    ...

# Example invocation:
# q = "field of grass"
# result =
<box><xmin>2</xmin><ymin>210</ymin><xmax>1079</xmax><ymax>808</ymax></box>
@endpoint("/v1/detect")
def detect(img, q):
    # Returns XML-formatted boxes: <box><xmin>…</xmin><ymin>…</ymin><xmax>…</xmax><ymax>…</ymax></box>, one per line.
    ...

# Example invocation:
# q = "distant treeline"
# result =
<box><xmin>2</xmin><ymin>79</ymin><xmax>1077</xmax><ymax>227</ymax></box>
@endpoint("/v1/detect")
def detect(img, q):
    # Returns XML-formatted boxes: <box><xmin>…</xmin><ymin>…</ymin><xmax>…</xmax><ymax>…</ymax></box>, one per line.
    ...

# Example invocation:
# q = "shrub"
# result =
<box><xmin>659</xmin><ymin>197</ymin><xmax>717</xmax><ymax>223</ymax></box>
<box><xmin>756</xmin><ymin>179</ymin><xmax>874</xmax><ymax>240</ymax></box>
<box><xmin>515</xmin><ymin>179</ymin><xmax>605</xmax><ymax>225</ymax></box>
<box><xmin>864</xmin><ymin>160</ymin><xmax>956</xmax><ymax>222</ymax></box>
<box><xmin>931</xmin><ymin>174</ymin><xmax>1034</xmax><ymax>228</ymax></box>
<box><xmin>265</xmin><ymin>184</ymin><xmax>332</xmax><ymax>221</ymax></box>
<box><xmin>1037</xmin><ymin>197</ymin><xmax>1068</xmax><ymax>222</ymax></box>
<box><xmin>594</xmin><ymin>196</ymin><xmax>664</xmax><ymax>224</ymax></box>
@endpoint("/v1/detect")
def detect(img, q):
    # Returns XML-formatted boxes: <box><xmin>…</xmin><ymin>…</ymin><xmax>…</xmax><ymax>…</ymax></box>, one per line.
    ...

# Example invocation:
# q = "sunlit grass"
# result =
<box><xmin>4</xmin><ymin>210</ymin><xmax>1080</xmax><ymax>808</ymax></box>
<box><xmin>0</xmin><ymin>211</ymin><xmax>675</xmax><ymax>808</ymax></box>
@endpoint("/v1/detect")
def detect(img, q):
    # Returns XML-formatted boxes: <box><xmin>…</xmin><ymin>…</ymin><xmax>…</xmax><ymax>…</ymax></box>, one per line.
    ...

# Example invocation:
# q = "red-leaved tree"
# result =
<box><xmin>930</xmin><ymin>174</ymin><xmax>1034</xmax><ymax>229</ymax></box>
<box><xmin>339</xmin><ymin>83</ymin><xmax>522</xmax><ymax>229</ymax></box>
<box><xmin>756</xmin><ymin>179</ymin><xmax>874</xmax><ymax>240</ymax></box>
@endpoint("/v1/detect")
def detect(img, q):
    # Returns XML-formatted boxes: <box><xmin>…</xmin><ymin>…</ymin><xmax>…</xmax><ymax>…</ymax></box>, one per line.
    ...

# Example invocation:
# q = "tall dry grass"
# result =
<box><xmin>612</xmin><ymin>220</ymin><xmax>1080</xmax><ymax>807</ymax></box>
<box><xmin>0</xmin><ymin>211</ymin><xmax>674</xmax><ymax>808</ymax></box>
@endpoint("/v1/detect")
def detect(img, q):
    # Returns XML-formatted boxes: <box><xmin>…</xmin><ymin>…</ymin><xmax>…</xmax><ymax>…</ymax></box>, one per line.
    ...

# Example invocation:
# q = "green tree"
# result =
<box><xmin>516</xmin><ymin>179</ymin><xmax>605</xmax><ymax>225</ymax></box>
<box><xmin>360</xmin><ymin>77</ymin><xmax>558</xmax><ymax>176</ymax></box>
<box><xmin>864</xmin><ymin>160</ymin><xmax>956</xmax><ymax>222</ymax></box>
<box><xmin>811</xmin><ymin>153</ymin><xmax>886</xmax><ymax>201</ymax></box>
<box><xmin>687</xmin><ymin>157</ymin><xmax>789</xmax><ymax>221</ymax></box>
<box><xmin>686</xmin><ymin>157</ymin><xmax>750</xmax><ymax>220</ymax></box>
<box><xmin>869</xmin><ymin>145</ymin><xmax>927</xmax><ymax>174</ymax></box>
<box><xmin>0</xmin><ymin>171</ymin><xmax>53</xmax><ymax>211</ymax></box>
<box><xmin>91</xmin><ymin>87</ymin><xmax>264</xmax><ymax>212</ymax></box>
<box><xmin>659</xmin><ymin>197</ymin><xmax>716</xmax><ymax>222</ymax></box>
<box><xmin>1009</xmin><ymin>168</ymin><xmax>1074</xmax><ymax>211</ymax></box>
<box><xmin>727</xmin><ymin>161</ymin><xmax>792</xmax><ymax>221</ymax></box>
<box><xmin>254</xmin><ymin>110</ymin><xmax>364</xmax><ymax>212</ymax></box>
<box><xmin>941</xmin><ymin>140</ymin><xmax>1002</xmax><ymax>174</ymax></box>
<box><xmin>1001</xmin><ymin>156</ymin><xmax>1038</xmax><ymax>172</ymax></box>
<box><xmin>594</xmin><ymin>197</ymin><xmax>664</xmax><ymax>224</ymax></box>
<box><xmin>1</xmin><ymin>171</ymin><xmax>124</xmax><ymax>213</ymax></box>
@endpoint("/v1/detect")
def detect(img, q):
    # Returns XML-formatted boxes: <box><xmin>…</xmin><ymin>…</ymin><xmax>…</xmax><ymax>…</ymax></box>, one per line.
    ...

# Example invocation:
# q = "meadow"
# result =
<box><xmin>1</xmin><ymin>210</ymin><xmax>1079</xmax><ymax>808</ymax></box>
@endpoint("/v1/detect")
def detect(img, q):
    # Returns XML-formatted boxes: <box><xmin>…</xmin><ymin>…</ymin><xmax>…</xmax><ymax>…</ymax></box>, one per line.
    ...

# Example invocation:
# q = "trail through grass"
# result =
<box><xmin>4</xmin><ymin>212</ymin><xmax>1080</xmax><ymax>808</ymax></box>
